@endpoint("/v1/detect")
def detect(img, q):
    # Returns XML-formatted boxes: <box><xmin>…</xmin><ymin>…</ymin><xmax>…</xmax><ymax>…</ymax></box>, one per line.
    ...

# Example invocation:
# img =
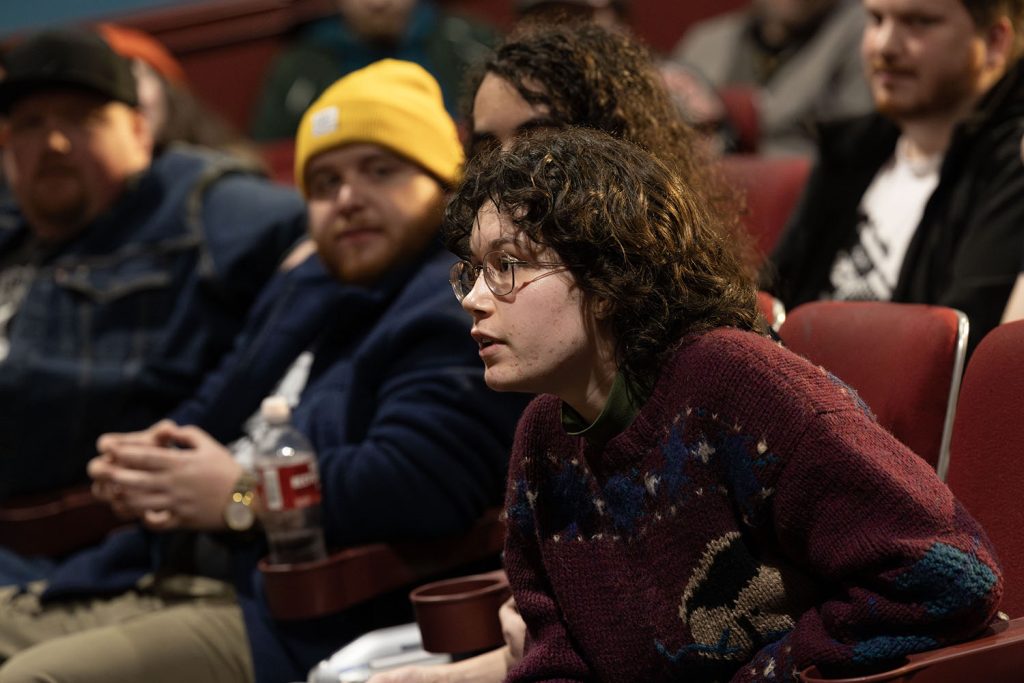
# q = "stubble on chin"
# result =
<box><xmin>870</xmin><ymin>56</ymin><xmax>984</xmax><ymax>124</ymax></box>
<box><xmin>24</xmin><ymin>188</ymin><xmax>91</xmax><ymax>242</ymax></box>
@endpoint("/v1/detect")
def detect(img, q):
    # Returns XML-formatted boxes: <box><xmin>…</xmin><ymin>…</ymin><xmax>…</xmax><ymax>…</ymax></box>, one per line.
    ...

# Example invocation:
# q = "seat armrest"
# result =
<box><xmin>259</xmin><ymin>508</ymin><xmax>505</xmax><ymax>620</ymax></box>
<box><xmin>799</xmin><ymin>617</ymin><xmax>1024</xmax><ymax>682</ymax></box>
<box><xmin>0</xmin><ymin>486</ymin><xmax>123</xmax><ymax>558</ymax></box>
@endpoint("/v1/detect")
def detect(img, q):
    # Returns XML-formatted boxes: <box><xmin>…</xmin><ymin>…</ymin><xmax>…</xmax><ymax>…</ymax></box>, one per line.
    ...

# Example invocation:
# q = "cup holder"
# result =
<box><xmin>409</xmin><ymin>570</ymin><xmax>511</xmax><ymax>654</ymax></box>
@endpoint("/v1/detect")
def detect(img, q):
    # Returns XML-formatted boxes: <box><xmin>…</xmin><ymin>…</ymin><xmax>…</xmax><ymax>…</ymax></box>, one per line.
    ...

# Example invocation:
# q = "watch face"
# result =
<box><xmin>225</xmin><ymin>500</ymin><xmax>255</xmax><ymax>531</ymax></box>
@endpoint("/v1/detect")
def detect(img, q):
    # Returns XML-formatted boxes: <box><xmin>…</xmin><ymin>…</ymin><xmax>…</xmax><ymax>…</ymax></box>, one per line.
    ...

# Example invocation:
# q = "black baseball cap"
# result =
<box><xmin>0</xmin><ymin>29</ymin><xmax>137</xmax><ymax>114</ymax></box>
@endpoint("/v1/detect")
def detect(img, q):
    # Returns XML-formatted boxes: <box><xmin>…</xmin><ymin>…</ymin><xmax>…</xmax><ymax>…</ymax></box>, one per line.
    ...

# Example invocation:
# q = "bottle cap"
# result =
<box><xmin>260</xmin><ymin>395</ymin><xmax>291</xmax><ymax>424</ymax></box>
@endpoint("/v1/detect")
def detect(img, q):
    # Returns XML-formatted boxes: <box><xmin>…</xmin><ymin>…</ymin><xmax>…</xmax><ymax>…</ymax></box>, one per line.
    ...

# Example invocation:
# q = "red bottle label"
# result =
<box><xmin>258</xmin><ymin>461</ymin><xmax>322</xmax><ymax>512</ymax></box>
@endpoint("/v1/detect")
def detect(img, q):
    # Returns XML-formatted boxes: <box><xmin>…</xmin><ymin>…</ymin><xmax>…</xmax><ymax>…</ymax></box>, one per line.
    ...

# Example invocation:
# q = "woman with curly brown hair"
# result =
<box><xmin>442</xmin><ymin>126</ymin><xmax>1001</xmax><ymax>682</ymax></box>
<box><xmin>464</xmin><ymin>21</ymin><xmax>751</xmax><ymax>267</ymax></box>
<box><xmin>467</xmin><ymin>20</ymin><xmax>716</xmax><ymax>191</ymax></box>
<box><xmin>450</xmin><ymin>127</ymin><xmax>760</xmax><ymax>404</ymax></box>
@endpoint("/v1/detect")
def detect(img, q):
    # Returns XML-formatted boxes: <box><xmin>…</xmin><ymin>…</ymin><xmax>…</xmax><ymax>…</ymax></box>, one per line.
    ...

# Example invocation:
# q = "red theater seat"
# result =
<box><xmin>259</xmin><ymin>138</ymin><xmax>296</xmax><ymax>186</ymax></box>
<box><xmin>757</xmin><ymin>291</ymin><xmax>786</xmax><ymax>331</ymax></box>
<box><xmin>720</xmin><ymin>154</ymin><xmax>811</xmax><ymax>263</ymax></box>
<box><xmin>719</xmin><ymin>86</ymin><xmax>760</xmax><ymax>154</ymax></box>
<box><xmin>778</xmin><ymin>301</ymin><xmax>968</xmax><ymax>477</ymax></box>
<box><xmin>946</xmin><ymin>319</ymin><xmax>1024</xmax><ymax>618</ymax></box>
<box><xmin>800</xmin><ymin>617</ymin><xmax>1024</xmax><ymax>682</ymax></box>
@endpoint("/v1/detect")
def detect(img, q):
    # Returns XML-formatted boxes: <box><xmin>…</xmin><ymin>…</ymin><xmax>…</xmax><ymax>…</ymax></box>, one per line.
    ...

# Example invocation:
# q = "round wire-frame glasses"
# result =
<box><xmin>449</xmin><ymin>250</ymin><xmax>569</xmax><ymax>302</ymax></box>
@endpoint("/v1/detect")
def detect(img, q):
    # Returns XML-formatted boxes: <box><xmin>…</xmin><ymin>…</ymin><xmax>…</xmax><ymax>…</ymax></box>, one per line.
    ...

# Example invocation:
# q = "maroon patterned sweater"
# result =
<box><xmin>503</xmin><ymin>327</ymin><xmax>1001</xmax><ymax>682</ymax></box>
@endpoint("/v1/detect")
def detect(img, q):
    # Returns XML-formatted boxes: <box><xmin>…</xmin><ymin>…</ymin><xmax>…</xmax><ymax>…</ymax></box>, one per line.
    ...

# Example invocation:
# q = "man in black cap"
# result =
<box><xmin>0</xmin><ymin>30</ymin><xmax>149</xmax><ymax>243</ymax></box>
<box><xmin>0</xmin><ymin>29</ymin><xmax>305</xmax><ymax>501</ymax></box>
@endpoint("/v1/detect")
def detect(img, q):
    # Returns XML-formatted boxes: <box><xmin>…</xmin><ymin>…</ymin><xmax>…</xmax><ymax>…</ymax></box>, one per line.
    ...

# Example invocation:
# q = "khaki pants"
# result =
<box><xmin>0</xmin><ymin>575</ymin><xmax>254</xmax><ymax>683</ymax></box>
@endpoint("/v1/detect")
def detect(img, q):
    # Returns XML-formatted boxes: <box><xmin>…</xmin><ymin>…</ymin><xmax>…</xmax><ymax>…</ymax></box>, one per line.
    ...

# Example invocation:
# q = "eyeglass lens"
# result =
<box><xmin>451</xmin><ymin>252</ymin><xmax>516</xmax><ymax>301</ymax></box>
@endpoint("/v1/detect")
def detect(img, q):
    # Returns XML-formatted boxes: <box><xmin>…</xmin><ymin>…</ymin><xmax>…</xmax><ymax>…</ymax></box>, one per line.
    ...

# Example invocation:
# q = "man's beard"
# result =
<box><xmin>871</xmin><ymin>56</ymin><xmax>983</xmax><ymax>123</ymax></box>
<box><xmin>318</xmin><ymin>198</ymin><xmax>443</xmax><ymax>286</ymax></box>
<box><xmin>23</xmin><ymin>170</ymin><xmax>91</xmax><ymax>240</ymax></box>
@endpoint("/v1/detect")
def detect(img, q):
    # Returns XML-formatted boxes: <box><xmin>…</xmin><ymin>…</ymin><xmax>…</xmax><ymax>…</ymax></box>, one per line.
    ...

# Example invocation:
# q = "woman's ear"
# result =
<box><xmin>593</xmin><ymin>297</ymin><xmax>613</xmax><ymax>320</ymax></box>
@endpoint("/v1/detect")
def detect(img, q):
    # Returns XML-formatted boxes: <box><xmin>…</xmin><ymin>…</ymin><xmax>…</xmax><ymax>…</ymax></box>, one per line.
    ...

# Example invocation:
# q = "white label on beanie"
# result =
<box><xmin>311</xmin><ymin>106</ymin><xmax>339</xmax><ymax>137</ymax></box>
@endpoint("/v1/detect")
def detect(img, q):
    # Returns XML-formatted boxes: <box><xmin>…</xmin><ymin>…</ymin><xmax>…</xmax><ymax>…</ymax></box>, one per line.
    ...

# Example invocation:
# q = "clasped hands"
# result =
<box><xmin>89</xmin><ymin>420</ymin><xmax>242</xmax><ymax>532</ymax></box>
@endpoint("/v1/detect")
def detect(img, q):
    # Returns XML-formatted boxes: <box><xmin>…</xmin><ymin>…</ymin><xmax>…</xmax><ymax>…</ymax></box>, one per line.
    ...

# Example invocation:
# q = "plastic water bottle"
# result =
<box><xmin>255</xmin><ymin>396</ymin><xmax>327</xmax><ymax>564</ymax></box>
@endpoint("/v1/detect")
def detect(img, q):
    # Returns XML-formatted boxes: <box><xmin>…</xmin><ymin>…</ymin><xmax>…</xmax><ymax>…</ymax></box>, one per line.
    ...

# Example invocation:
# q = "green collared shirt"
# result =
<box><xmin>561</xmin><ymin>373</ymin><xmax>646</xmax><ymax>447</ymax></box>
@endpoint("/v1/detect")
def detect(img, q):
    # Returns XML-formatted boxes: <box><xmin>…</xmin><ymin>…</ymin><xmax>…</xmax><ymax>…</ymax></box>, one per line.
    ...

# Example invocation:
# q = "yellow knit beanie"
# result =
<box><xmin>294</xmin><ymin>59</ymin><xmax>464</xmax><ymax>195</ymax></box>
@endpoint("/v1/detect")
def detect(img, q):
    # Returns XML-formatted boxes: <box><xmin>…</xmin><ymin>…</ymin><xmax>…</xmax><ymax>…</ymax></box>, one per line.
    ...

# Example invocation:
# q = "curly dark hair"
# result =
<box><xmin>463</xmin><ymin>20</ymin><xmax>756</xmax><ymax>278</ymax></box>
<box><xmin>465</xmin><ymin>22</ymin><xmax>700</xmax><ymax>186</ymax></box>
<box><xmin>445</xmin><ymin>127</ymin><xmax>764</xmax><ymax>395</ymax></box>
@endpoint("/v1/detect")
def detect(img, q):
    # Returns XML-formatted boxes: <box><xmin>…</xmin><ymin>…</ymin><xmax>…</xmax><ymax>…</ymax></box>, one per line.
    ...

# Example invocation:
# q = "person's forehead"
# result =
<box><xmin>864</xmin><ymin>0</ymin><xmax>968</xmax><ymax>16</ymax></box>
<box><xmin>470</xmin><ymin>204</ymin><xmax>505</xmax><ymax>238</ymax></box>
<box><xmin>472</xmin><ymin>74</ymin><xmax>553</xmax><ymax>141</ymax></box>
<box><xmin>307</xmin><ymin>142</ymin><xmax>409</xmax><ymax>171</ymax></box>
<box><xmin>469</xmin><ymin>205</ymin><xmax>534</xmax><ymax>248</ymax></box>
<box><xmin>475</xmin><ymin>74</ymin><xmax>547</xmax><ymax>112</ymax></box>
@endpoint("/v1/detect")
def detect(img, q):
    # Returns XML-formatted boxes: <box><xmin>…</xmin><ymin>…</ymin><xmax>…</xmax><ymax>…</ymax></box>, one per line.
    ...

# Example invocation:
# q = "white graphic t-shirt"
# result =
<box><xmin>826</xmin><ymin>136</ymin><xmax>942</xmax><ymax>301</ymax></box>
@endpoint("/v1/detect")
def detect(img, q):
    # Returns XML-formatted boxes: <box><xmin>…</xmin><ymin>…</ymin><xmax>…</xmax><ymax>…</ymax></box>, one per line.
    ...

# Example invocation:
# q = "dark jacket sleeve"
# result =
<box><xmin>165</xmin><ymin>174</ymin><xmax>305</xmax><ymax>428</ymax></box>
<box><xmin>913</xmin><ymin>120</ymin><xmax>1024</xmax><ymax>353</ymax></box>
<box><xmin>168</xmin><ymin>260</ymin><xmax>335</xmax><ymax>435</ymax></box>
<box><xmin>198</xmin><ymin>173</ymin><xmax>306</xmax><ymax>308</ymax></box>
<box><xmin>763</xmin><ymin>156</ymin><xmax>829</xmax><ymax>308</ymax></box>
<box><xmin>763</xmin><ymin>115</ymin><xmax>898</xmax><ymax>309</ymax></box>
<box><xmin>302</xmin><ymin>281</ymin><xmax>528</xmax><ymax>546</ymax></box>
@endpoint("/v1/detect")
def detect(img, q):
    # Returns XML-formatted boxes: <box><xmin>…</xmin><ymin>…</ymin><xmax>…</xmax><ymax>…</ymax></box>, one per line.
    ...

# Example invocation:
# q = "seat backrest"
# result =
<box><xmin>947</xmin><ymin>320</ymin><xmax>1024</xmax><ymax>617</ymax></box>
<box><xmin>799</xmin><ymin>617</ymin><xmax>1024</xmax><ymax>682</ymax></box>
<box><xmin>719</xmin><ymin>154</ymin><xmax>811</xmax><ymax>263</ymax></box>
<box><xmin>778</xmin><ymin>301</ymin><xmax>968</xmax><ymax>477</ymax></box>
<box><xmin>719</xmin><ymin>86</ymin><xmax>760</xmax><ymax>153</ymax></box>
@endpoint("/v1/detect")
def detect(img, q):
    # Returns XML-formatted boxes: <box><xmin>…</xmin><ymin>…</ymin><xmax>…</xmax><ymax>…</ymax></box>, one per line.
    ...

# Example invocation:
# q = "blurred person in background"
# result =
<box><xmin>516</xmin><ymin>0</ymin><xmax>739</xmax><ymax>151</ymax></box>
<box><xmin>96</xmin><ymin>22</ymin><xmax>266</xmax><ymax>169</ymax></box>
<box><xmin>674</xmin><ymin>0</ymin><xmax>873</xmax><ymax>156</ymax></box>
<box><xmin>250</xmin><ymin>0</ymin><xmax>498</xmax><ymax>140</ymax></box>
<box><xmin>0</xmin><ymin>29</ymin><xmax>305</xmax><ymax>501</ymax></box>
<box><xmin>767</xmin><ymin>0</ymin><xmax>1024</xmax><ymax>355</ymax></box>
<box><xmin>466</xmin><ymin>21</ymin><xmax>740</xmax><ymax>231</ymax></box>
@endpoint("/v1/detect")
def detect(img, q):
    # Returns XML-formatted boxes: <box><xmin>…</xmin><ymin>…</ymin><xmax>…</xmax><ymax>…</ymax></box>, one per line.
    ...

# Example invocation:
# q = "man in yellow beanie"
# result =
<box><xmin>0</xmin><ymin>59</ymin><xmax>526</xmax><ymax>683</ymax></box>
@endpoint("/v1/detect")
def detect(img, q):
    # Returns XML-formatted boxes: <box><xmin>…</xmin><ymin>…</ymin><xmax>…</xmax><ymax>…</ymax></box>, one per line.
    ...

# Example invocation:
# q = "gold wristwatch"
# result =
<box><xmin>224</xmin><ymin>470</ymin><xmax>258</xmax><ymax>532</ymax></box>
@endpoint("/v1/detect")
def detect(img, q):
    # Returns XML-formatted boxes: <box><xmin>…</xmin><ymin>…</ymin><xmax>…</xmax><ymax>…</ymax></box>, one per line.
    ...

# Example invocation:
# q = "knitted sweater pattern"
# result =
<box><xmin>504</xmin><ymin>328</ymin><xmax>1001</xmax><ymax>682</ymax></box>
